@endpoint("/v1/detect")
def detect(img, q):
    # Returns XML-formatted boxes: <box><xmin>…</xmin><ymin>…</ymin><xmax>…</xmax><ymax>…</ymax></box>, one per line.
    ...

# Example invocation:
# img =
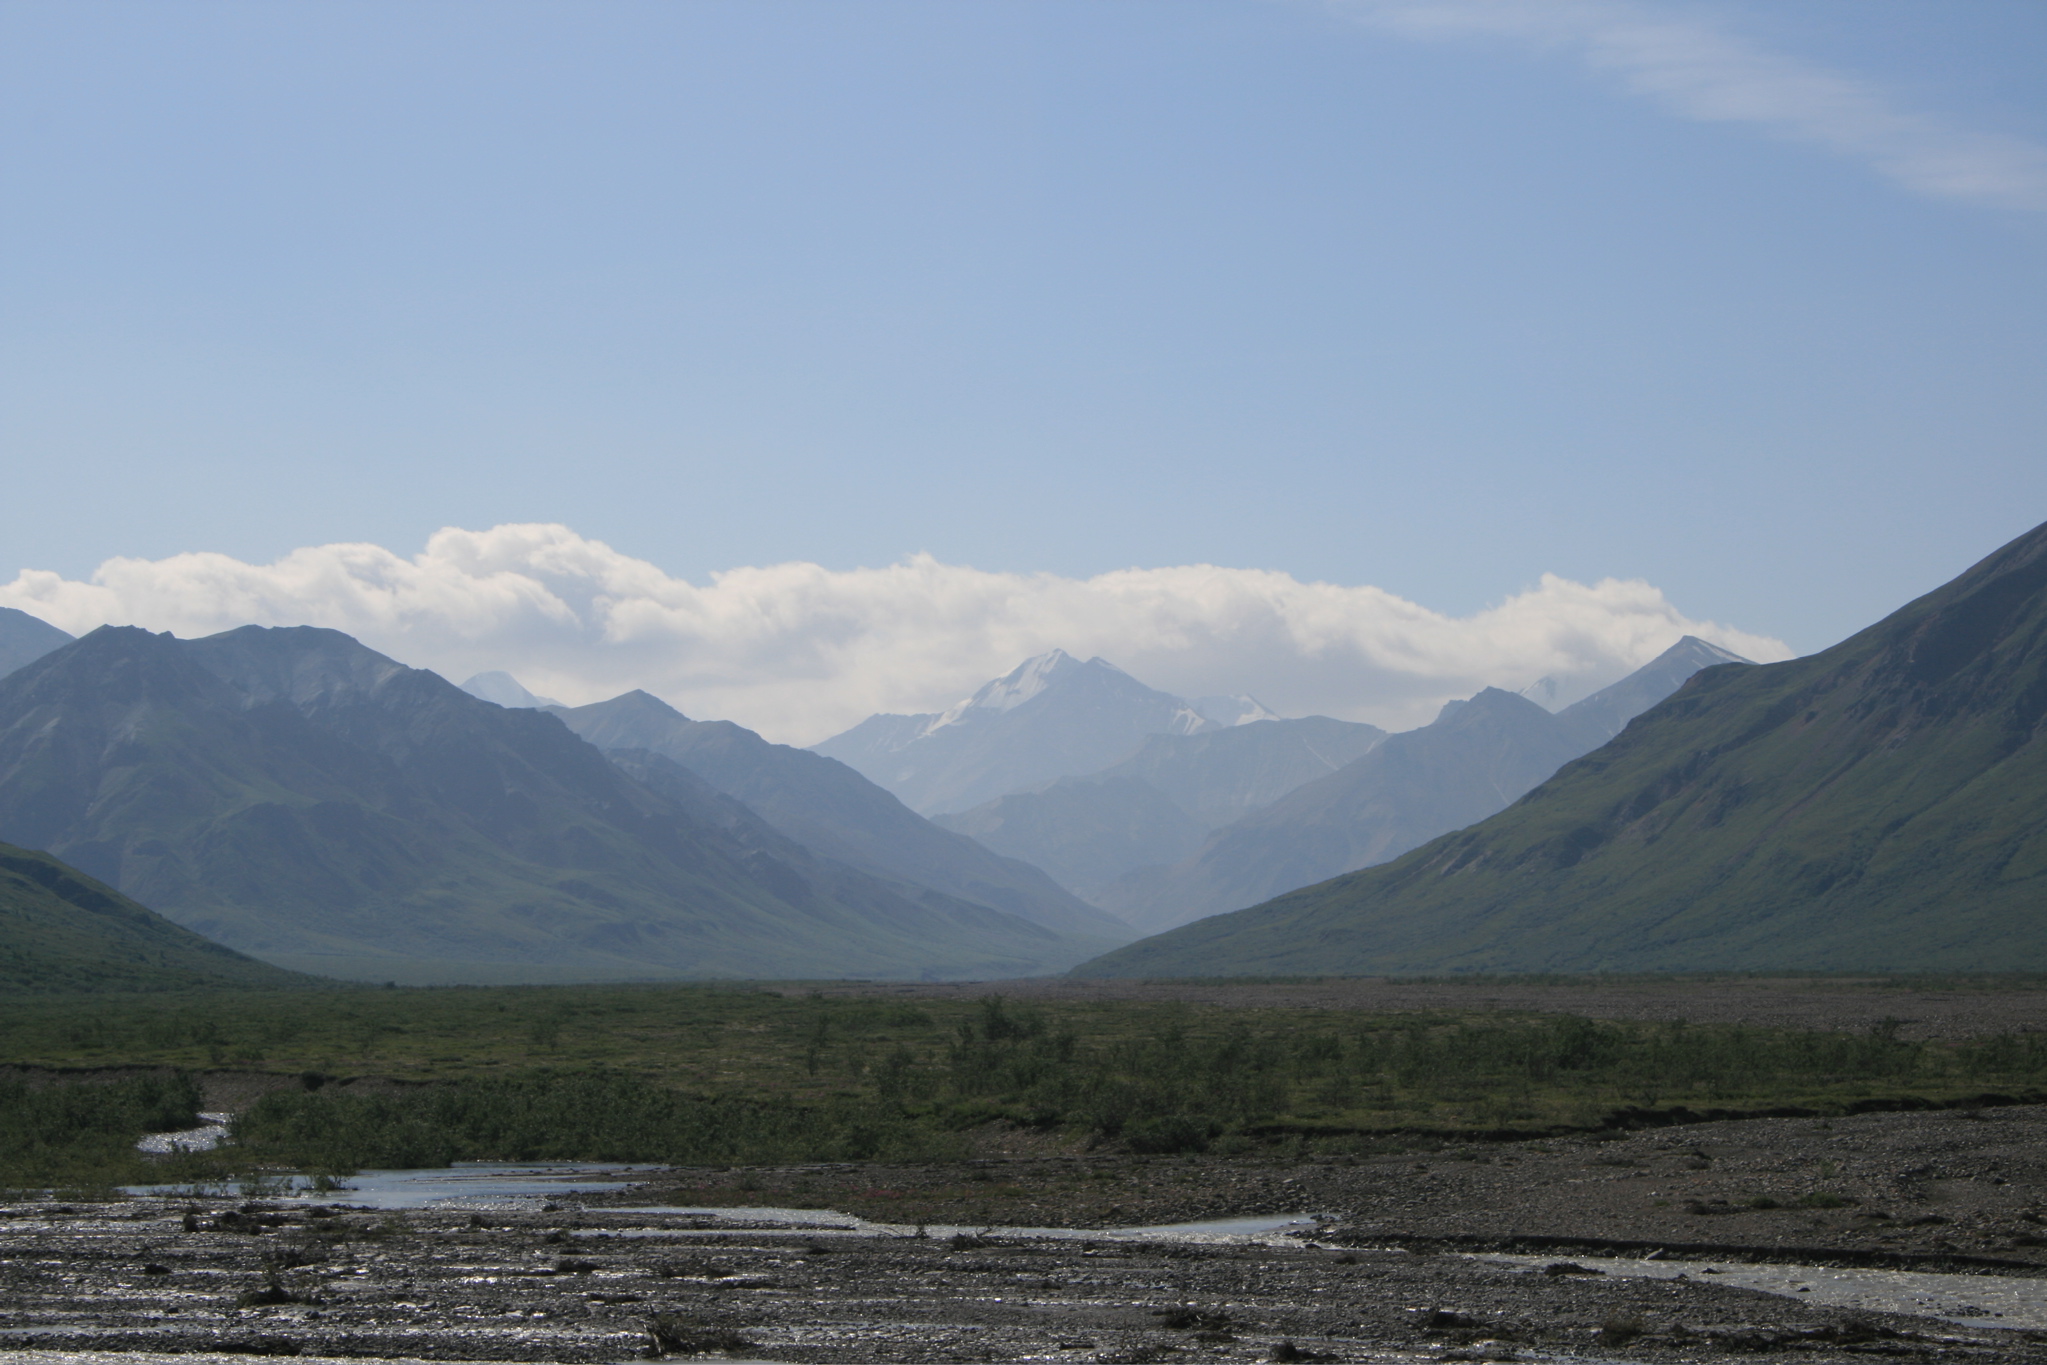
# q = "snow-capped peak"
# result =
<box><xmin>968</xmin><ymin>650</ymin><xmax>1089</xmax><ymax>713</ymax></box>
<box><xmin>919</xmin><ymin>650</ymin><xmax>1094</xmax><ymax>737</ymax></box>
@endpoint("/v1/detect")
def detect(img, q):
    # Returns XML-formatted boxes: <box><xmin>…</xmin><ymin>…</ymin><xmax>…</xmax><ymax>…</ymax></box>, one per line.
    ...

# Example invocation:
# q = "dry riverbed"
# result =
<box><xmin>6</xmin><ymin>1107</ymin><xmax>2047</xmax><ymax>1362</ymax></box>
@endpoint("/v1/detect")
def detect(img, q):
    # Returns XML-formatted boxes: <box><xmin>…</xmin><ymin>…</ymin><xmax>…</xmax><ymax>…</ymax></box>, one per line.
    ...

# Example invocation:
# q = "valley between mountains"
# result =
<box><xmin>2</xmin><ymin>519</ymin><xmax>2044</xmax><ymax>985</ymax></box>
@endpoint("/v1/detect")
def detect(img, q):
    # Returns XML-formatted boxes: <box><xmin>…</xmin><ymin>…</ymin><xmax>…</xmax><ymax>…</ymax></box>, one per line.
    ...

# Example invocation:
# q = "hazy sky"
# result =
<box><xmin>3</xmin><ymin>0</ymin><xmax>2044</xmax><ymax>735</ymax></box>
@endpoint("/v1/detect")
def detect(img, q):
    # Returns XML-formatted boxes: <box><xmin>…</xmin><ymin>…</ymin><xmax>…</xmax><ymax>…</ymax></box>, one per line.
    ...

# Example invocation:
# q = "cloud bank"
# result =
<box><xmin>1337</xmin><ymin>0</ymin><xmax>2047</xmax><ymax>215</ymax></box>
<box><xmin>0</xmin><ymin>524</ymin><xmax>1790</xmax><ymax>744</ymax></box>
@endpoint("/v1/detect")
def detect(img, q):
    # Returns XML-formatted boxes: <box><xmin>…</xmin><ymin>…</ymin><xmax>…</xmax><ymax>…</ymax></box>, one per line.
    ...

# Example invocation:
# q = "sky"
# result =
<box><xmin>2</xmin><ymin>0</ymin><xmax>2043</xmax><ymax>741</ymax></box>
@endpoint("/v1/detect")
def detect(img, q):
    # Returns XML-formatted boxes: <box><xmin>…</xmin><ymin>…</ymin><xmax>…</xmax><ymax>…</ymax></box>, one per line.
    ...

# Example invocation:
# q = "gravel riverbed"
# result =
<box><xmin>6</xmin><ymin>1106</ymin><xmax>2047</xmax><ymax>1362</ymax></box>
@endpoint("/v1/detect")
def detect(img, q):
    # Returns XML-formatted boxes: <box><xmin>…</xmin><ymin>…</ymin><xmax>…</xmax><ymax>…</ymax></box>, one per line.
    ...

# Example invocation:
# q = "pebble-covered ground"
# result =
<box><xmin>653</xmin><ymin>1104</ymin><xmax>2047</xmax><ymax>1263</ymax></box>
<box><xmin>0</xmin><ymin>1194</ymin><xmax>2034</xmax><ymax>1363</ymax></box>
<box><xmin>5</xmin><ymin>1106</ymin><xmax>2047</xmax><ymax>1362</ymax></box>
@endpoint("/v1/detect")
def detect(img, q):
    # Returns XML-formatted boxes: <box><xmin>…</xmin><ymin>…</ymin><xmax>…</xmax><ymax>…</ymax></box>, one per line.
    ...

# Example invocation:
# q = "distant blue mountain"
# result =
<box><xmin>0</xmin><ymin>607</ymin><xmax>72</xmax><ymax>680</ymax></box>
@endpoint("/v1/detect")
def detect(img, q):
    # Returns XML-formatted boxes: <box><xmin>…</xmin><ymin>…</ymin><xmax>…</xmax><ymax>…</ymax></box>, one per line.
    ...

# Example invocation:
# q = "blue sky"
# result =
<box><xmin>3</xmin><ymin>0</ymin><xmax>2044</xmax><ymax>688</ymax></box>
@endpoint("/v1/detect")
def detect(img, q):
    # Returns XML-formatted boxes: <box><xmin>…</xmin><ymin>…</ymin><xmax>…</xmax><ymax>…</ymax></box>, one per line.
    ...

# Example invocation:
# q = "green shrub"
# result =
<box><xmin>230</xmin><ymin>1069</ymin><xmax>962</xmax><ymax>1170</ymax></box>
<box><xmin>1796</xmin><ymin>1191</ymin><xmax>1854</xmax><ymax>1209</ymax></box>
<box><xmin>0</xmin><ymin>1072</ymin><xmax>202</xmax><ymax>1188</ymax></box>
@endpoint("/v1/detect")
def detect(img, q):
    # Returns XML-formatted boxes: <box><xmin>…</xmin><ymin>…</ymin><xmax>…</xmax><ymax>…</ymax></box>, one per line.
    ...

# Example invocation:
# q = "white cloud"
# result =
<box><xmin>1334</xmin><ymin>0</ymin><xmax>2047</xmax><ymax>214</ymax></box>
<box><xmin>0</xmin><ymin>524</ymin><xmax>1790</xmax><ymax>744</ymax></box>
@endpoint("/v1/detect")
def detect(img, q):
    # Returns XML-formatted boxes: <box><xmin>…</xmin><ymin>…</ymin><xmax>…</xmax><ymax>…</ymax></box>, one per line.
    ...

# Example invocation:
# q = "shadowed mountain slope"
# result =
<box><xmin>812</xmin><ymin>651</ymin><xmax>1232</xmax><ymax>815</ymax></box>
<box><xmin>0</xmin><ymin>608</ymin><xmax>71</xmax><ymax>680</ymax></box>
<box><xmin>0</xmin><ymin>840</ymin><xmax>311</xmax><ymax>993</ymax></box>
<box><xmin>547</xmin><ymin>690</ymin><xmax>1129</xmax><ymax>946</ymax></box>
<box><xmin>1095</xmin><ymin>638</ymin><xmax>1749</xmax><ymax>935</ymax></box>
<box><xmin>1075</xmin><ymin>521</ymin><xmax>2047</xmax><ymax>976</ymax></box>
<box><xmin>0</xmin><ymin>626</ymin><xmax>1092</xmax><ymax>983</ymax></box>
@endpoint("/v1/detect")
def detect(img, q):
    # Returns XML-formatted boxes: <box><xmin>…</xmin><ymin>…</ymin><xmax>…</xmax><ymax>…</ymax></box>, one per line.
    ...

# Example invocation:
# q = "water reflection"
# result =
<box><xmin>124</xmin><ymin>1162</ymin><xmax>655</xmax><ymax>1207</ymax></box>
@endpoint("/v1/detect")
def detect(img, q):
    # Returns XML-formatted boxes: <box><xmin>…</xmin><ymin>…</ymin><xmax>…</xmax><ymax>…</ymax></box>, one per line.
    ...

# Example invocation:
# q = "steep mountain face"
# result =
<box><xmin>1075</xmin><ymin>522</ymin><xmax>2047</xmax><ymax>977</ymax></box>
<box><xmin>1097</xmin><ymin>638</ymin><xmax>1748</xmax><ymax>935</ymax></box>
<box><xmin>0</xmin><ymin>626</ymin><xmax>1092</xmax><ymax>983</ymax></box>
<box><xmin>0</xmin><ymin>607</ymin><xmax>71</xmax><ymax>680</ymax></box>
<box><xmin>931</xmin><ymin>717</ymin><xmax>1387</xmax><ymax>901</ymax></box>
<box><xmin>811</xmin><ymin>651</ymin><xmax>1234</xmax><ymax>815</ymax></box>
<box><xmin>547</xmin><ymin>690</ymin><xmax>1130</xmax><ymax>946</ymax></box>
<box><xmin>0</xmin><ymin>840</ymin><xmax>311</xmax><ymax>993</ymax></box>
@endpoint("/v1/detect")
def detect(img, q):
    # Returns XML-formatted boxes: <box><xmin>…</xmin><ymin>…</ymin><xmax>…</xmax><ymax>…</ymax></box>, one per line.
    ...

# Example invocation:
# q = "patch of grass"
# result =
<box><xmin>1796</xmin><ymin>1191</ymin><xmax>1855</xmax><ymax>1209</ymax></box>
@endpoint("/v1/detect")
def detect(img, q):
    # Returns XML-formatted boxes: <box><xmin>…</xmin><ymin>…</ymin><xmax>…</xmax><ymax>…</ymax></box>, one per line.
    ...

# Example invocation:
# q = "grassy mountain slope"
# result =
<box><xmin>549</xmin><ymin>690</ymin><xmax>1130</xmax><ymax>946</ymax></box>
<box><xmin>0</xmin><ymin>841</ymin><xmax>310</xmax><ymax>993</ymax></box>
<box><xmin>1075</xmin><ymin>522</ymin><xmax>2047</xmax><ymax>977</ymax></box>
<box><xmin>0</xmin><ymin>626</ymin><xmax>1092</xmax><ymax>983</ymax></box>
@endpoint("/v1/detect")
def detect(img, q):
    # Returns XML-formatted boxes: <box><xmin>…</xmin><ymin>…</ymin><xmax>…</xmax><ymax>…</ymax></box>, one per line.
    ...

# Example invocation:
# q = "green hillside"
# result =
<box><xmin>1077</xmin><ymin>519</ymin><xmax>2047</xmax><ymax>977</ymax></box>
<box><xmin>0</xmin><ymin>841</ymin><xmax>310</xmax><ymax>993</ymax></box>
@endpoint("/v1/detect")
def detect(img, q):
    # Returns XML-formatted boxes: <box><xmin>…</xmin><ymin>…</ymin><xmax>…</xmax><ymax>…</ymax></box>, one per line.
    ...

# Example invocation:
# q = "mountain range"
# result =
<box><xmin>1076</xmin><ymin>520</ymin><xmax>2047</xmax><ymax>976</ymax></box>
<box><xmin>0</xmin><ymin>625</ymin><xmax>1103</xmax><ymax>984</ymax></box>
<box><xmin>931</xmin><ymin>716</ymin><xmax>1388</xmax><ymax>902</ymax></box>
<box><xmin>544</xmin><ymin>689</ymin><xmax>1129</xmax><ymax>947</ymax></box>
<box><xmin>811</xmin><ymin>650</ymin><xmax>1273</xmax><ymax>815</ymax></box>
<box><xmin>1093</xmin><ymin>636</ymin><xmax>1750</xmax><ymax>933</ymax></box>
